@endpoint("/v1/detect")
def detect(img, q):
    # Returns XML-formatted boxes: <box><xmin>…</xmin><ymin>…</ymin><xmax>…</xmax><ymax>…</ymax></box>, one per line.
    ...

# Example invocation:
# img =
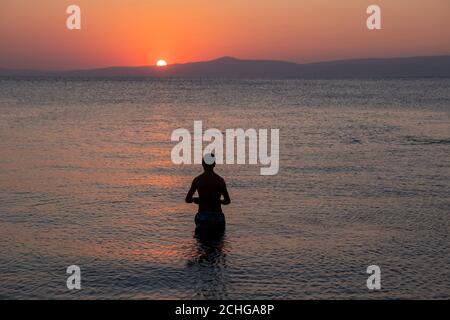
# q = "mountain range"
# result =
<box><xmin>1</xmin><ymin>55</ymin><xmax>450</xmax><ymax>78</ymax></box>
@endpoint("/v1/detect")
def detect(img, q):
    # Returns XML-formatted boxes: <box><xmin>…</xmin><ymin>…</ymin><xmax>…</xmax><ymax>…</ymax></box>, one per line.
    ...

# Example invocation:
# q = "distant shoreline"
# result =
<box><xmin>1</xmin><ymin>76</ymin><xmax>450</xmax><ymax>81</ymax></box>
<box><xmin>1</xmin><ymin>55</ymin><xmax>450</xmax><ymax>79</ymax></box>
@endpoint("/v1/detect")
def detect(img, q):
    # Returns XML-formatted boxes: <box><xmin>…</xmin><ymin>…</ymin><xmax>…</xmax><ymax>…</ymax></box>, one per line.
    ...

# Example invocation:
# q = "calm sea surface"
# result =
<box><xmin>0</xmin><ymin>78</ymin><xmax>449</xmax><ymax>299</ymax></box>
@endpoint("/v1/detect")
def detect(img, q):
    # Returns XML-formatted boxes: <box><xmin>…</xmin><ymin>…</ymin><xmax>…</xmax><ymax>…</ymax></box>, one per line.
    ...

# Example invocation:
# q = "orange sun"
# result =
<box><xmin>156</xmin><ymin>59</ymin><xmax>167</xmax><ymax>67</ymax></box>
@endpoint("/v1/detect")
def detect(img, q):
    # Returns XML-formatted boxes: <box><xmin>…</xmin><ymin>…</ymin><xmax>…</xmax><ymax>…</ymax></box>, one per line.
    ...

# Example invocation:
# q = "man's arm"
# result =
<box><xmin>185</xmin><ymin>178</ymin><xmax>197</xmax><ymax>203</ymax></box>
<box><xmin>221</xmin><ymin>179</ymin><xmax>231</xmax><ymax>205</ymax></box>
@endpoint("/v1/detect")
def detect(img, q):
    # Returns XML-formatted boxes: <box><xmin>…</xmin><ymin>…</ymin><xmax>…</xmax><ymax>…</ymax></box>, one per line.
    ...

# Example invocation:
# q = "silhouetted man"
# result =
<box><xmin>185</xmin><ymin>153</ymin><xmax>231</xmax><ymax>229</ymax></box>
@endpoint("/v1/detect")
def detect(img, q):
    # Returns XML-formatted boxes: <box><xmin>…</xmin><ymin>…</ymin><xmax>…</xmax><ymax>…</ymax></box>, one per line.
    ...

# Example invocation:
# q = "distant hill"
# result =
<box><xmin>2</xmin><ymin>55</ymin><xmax>450</xmax><ymax>78</ymax></box>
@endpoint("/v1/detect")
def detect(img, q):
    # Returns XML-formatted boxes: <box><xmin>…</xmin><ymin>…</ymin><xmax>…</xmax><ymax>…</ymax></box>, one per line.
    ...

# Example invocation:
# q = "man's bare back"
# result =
<box><xmin>185</xmin><ymin>171</ymin><xmax>230</xmax><ymax>212</ymax></box>
<box><xmin>185</xmin><ymin>154</ymin><xmax>231</xmax><ymax>215</ymax></box>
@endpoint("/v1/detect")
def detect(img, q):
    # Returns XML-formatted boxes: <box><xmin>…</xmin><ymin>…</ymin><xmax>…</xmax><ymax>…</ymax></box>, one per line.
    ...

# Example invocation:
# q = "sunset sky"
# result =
<box><xmin>1</xmin><ymin>0</ymin><xmax>450</xmax><ymax>70</ymax></box>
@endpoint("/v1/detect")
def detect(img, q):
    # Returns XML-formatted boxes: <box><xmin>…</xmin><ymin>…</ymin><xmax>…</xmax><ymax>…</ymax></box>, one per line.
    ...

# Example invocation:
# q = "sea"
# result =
<box><xmin>0</xmin><ymin>78</ymin><xmax>449</xmax><ymax>299</ymax></box>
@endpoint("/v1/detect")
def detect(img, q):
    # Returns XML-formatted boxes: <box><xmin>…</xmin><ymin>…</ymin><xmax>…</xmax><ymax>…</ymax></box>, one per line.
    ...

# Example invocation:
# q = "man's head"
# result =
<box><xmin>202</xmin><ymin>153</ymin><xmax>216</xmax><ymax>171</ymax></box>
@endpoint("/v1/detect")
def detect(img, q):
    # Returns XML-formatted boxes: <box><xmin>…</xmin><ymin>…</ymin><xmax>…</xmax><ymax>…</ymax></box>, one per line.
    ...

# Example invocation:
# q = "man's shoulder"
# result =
<box><xmin>194</xmin><ymin>173</ymin><xmax>209</xmax><ymax>181</ymax></box>
<box><xmin>214</xmin><ymin>173</ymin><xmax>226</xmax><ymax>183</ymax></box>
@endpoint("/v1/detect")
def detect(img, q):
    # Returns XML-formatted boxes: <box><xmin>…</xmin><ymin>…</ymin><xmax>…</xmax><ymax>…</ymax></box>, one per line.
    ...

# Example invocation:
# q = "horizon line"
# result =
<box><xmin>2</xmin><ymin>54</ymin><xmax>450</xmax><ymax>73</ymax></box>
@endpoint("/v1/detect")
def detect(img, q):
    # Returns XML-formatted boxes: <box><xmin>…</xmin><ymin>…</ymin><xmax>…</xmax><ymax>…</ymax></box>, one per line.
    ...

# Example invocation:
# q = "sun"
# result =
<box><xmin>156</xmin><ymin>59</ymin><xmax>167</xmax><ymax>67</ymax></box>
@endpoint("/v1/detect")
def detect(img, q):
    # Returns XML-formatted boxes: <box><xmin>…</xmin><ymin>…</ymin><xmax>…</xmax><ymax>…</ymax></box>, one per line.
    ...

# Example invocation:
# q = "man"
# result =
<box><xmin>185</xmin><ymin>153</ymin><xmax>231</xmax><ymax>229</ymax></box>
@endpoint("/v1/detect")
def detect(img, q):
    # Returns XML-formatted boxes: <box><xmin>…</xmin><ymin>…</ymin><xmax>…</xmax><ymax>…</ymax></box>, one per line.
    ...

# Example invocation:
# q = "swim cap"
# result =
<box><xmin>203</xmin><ymin>153</ymin><xmax>215</xmax><ymax>165</ymax></box>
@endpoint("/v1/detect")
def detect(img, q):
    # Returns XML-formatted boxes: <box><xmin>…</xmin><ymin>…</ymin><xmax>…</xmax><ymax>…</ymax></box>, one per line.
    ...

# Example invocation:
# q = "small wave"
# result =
<box><xmin>406</xmin><ymin>136</ymin><xmax>450</xmax><ymax>145</ymax></box>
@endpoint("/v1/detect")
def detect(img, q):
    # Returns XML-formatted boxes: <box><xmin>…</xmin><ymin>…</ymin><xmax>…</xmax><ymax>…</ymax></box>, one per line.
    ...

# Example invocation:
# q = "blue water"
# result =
<box><xmin>0</xmin><ymin>78</ymin><xmax>449</xmax><ymax>299</ymax></box>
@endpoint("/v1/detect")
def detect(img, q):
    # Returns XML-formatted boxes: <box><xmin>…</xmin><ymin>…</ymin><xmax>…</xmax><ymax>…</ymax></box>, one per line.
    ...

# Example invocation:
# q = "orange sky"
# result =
<box><xmin>1</xmin><ymin>0</ymin><xmax>449</xmax><ymax>70</ymax></box>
